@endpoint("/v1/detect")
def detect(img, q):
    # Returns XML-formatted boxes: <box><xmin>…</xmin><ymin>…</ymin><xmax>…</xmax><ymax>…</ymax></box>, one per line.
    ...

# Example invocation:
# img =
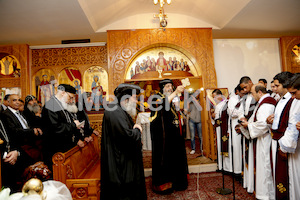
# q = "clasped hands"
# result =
<box><xmin>235</xmin><ymin>117</ymin><xmax>248</xmax><ymax>134</ymax></box>
<box><xmin>3</xmin><ymin>150</ymin><xmax>18</xmax><ymax>165</ymax></box>
<box><xmin>239</xmin><ymin>117</ymin><xmax>248</xmax><ymax>128</ymax></box>
<box><xmin>33</xmin><ymin>128</ymin><xmax>43</xmax><ymax>136</ymax></box>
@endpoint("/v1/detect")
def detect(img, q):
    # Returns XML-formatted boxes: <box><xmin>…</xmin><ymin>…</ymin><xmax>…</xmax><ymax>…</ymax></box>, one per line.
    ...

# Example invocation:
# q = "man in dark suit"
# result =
<box><xmin>1</xmin><ymin>94</ymin><xmax>42</xmax><ymax>192</ymax></box>
<box><xmin>0</xmin><ymin>94</ymin><xmax>10</xmax><ymax>113</ymax></box>
<box><xmin>0</xmin><ymin>116</ymin><xmax>22</xmax><ymax>192</ymax></box>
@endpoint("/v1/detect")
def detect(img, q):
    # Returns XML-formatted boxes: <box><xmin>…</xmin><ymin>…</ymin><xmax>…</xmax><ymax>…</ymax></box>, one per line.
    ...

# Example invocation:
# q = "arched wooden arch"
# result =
<box><xmin>107</xmin><ymin>28</ymin><xmax>218</xmax><ymax>160</ymax></box>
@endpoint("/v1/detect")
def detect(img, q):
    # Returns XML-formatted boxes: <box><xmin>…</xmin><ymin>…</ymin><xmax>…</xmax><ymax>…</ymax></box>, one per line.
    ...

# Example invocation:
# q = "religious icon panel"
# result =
<box><xmin>58</xmin><ymin>67</ymin><xmax>82</xmax><ymax>95</ymax></box>
<box><xmin>83</xmin><ymin>66</ymin><xmax>108</xmax><ymax>111</ymax></box>
<box><xmin>32</xmin><ymin>69</ymin><xmax>56</xmax><ymax>106</ymax></box>
<box><xmin>0</xmin><ymin>54</ymin><xmax>21</xmax><ymax>78</ymax></box>
<box><xmin>125</xmin><ymin>47</ymin><xmax>200</xmax><ymax>80</ymax></box>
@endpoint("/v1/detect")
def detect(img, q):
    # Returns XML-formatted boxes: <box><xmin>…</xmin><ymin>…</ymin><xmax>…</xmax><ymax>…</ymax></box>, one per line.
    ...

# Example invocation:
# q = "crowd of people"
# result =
<box><xmin>0</xmin><ymin>84</ymin><xmax>99</xmax><ymax>192</ymax></box>
<box><xmin>2</xmin><ymin>71</ymin><xmax>300</xmax><ymax>200</ymax></box>
<box><xmin>211</xmin><ymin>72</ymin><xmax>300</xmax><ymax>200</ymax></box>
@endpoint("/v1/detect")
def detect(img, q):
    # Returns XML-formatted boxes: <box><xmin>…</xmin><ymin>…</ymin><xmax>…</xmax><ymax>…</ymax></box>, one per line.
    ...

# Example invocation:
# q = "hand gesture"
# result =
<box><xmin>235</xmin><ymin>124</ymin><xmax>242</xmax><ymax>134</ymax></box>
<box><xmin>4</xmin><ymin>150</ymin><xmax>18</xmax><ymax>165</ymax></box>
<box><xmin>266</xmin><ymin>114</ymin><xmax>274</xmax><ymax>124</ymax></box>
<box><xmin>175</xmin><ymin>85</ymin><xmax>185</xmax><ymax>94</ymax></box>
<box><xmin>77</xmin><ymin>140</ymin><xmax>85</xmax><ymax>148</ymax></box>
<box><xmin>74</xmin><ymin>120</ymin><xmax>84</xmax><ymax>129</ymax></box>
<box><xmin>296</xmin><ymin>122</ymin><xmax>300</xmax><ymax>131</ymax></box>
<box><xmin>85</xmin><ymin>136</ymin><xmax>93</xmax><ymax>142</ymax></box>
<box><xmin>133</xmin><ymin>124</ymin><xmax>142</xmax><ymax>133</ymax></box>
<box><xmin>240</xmin><ymin>118</ymin><xmax>248</xmax><ymax>128</ymax></box>
<box><xmin>93</xmin><ymin>130</ymin><xmax>100</xmax><ymax>136</ymax></box>
<box><xmin>33</xmin><ymin>128</ymin><xmax>43</xmax><ymax>136</ymax></box>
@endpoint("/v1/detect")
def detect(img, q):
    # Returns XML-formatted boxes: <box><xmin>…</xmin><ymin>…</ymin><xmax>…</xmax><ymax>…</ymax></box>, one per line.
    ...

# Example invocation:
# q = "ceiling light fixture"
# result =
<box><xmin>153</xmin><ymin>0</ymin><xmax>171</xmax><ymax>29</ymax></box>
<box><xmin>153</xmin><ymin>0</ymin><xmax>171</xmax><ymax>8</ymax></box>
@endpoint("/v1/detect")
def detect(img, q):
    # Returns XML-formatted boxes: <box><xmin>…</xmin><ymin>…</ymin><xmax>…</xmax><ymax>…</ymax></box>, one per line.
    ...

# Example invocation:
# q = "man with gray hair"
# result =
<box><xmin>41</xmin><ymin>84</ymin><xmax>84</xmax><ymax>169</ymax></box>
<box><xmin>100</xmin><ymin>83</ymin><xmax>147</xmax><ymax>200</ymax></box>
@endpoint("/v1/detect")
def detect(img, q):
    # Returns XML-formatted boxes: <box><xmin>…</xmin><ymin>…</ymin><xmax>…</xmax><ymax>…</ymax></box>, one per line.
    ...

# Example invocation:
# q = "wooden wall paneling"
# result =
<box><xmin>30</xmin><ymin>46</ymin><xmax>108</xmax><ymax>97</ymax></box>
<box><xmin>0</xmin><ymin>44</ymin><xmax>30</xmax><ymax>100</ymax></box>
<box><xmin>107</xmin><ymin>28</ymin><xmax>217</xmax><ymax>160</ymax></box>
<box><xmin>280</xmin><ymin>36</ymin><xmax>300</xmax><ymax>73</ymax></box>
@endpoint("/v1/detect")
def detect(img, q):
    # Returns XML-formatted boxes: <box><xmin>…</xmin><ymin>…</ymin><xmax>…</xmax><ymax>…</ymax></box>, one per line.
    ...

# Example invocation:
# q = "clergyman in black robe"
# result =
<box><xmin>22</xmin><ymin>95</ymin><xmax>43</xmax><ymax>161</ymax></box>
<box><xmin>41</xmin><ymin>84</ymin><xmax>83</xmax><ymax>169</ymax></box>
<box><xmin>100</xmin><ymin>83</ymin><xmax>147</xmax><ymax>200</ymax></box>
<box><xmin>149</xmin><ymin>79</ymin><xmax>188</xmax><ymax>194</ymax></box>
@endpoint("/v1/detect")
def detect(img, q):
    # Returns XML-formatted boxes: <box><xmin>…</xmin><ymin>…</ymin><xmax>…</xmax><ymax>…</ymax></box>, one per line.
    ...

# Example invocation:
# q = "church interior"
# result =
<box><xmin>1</xmin><ymin>0</ymin><xmax>300</xmax><ymax>199</ymax></box>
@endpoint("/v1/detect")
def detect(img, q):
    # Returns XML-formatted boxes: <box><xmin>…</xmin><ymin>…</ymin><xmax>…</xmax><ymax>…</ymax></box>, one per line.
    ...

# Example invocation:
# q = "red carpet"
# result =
<box><xmin>145</xmin><ymin>172</ymin><xmax>256</xmax><ymax>199</ymax></box>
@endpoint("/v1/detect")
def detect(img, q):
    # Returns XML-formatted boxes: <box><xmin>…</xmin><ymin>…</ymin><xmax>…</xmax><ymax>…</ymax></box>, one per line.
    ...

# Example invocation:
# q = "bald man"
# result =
<box><xmin>240</xmin><ymin>84</ymin><xmax>276</xmax><ymax>199</ymax></box>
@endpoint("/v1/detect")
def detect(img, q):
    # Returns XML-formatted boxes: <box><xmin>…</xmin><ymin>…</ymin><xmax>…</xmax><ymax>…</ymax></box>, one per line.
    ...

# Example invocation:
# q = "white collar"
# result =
<box><xmin>258</xmin><ymin>93</ymin><xmax>270</xmax><ymax>104</ymax></box>
<box><xmin>8</xmin><ymin>106</ymin><xmax>19</xmax><ymax>114</ymax></box>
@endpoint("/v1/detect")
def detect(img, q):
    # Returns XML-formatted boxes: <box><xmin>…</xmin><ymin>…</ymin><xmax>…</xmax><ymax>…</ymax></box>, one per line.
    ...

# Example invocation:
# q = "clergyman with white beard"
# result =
<box><xmin>100</xmin><ymin>83</ymin><xmax>147</xmax><ymax>200</ymax></box>
<box><xmin>41</xmin><ymin>84</ymin><xmax>84</xmax><ymax>170</ymax></box>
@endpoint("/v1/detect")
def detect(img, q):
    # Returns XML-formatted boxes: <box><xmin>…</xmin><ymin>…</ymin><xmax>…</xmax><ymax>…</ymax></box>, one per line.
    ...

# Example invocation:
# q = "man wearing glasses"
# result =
<box><xmin>41</xmin><ymin>84</ymin><xmax>83</xmax><ymax>170</ymax></box>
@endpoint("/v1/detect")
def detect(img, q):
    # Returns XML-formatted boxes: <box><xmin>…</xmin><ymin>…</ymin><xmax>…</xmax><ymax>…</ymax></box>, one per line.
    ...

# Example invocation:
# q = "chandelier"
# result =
<box><xmin>153</xmin><ymin>0</ymin><xmax>172</xmax><ymax>8</ymax></box>
<box><xmin>153</xmin><ymin>0</ymin><xmax>172</xmax><ymax>29</ymax></box>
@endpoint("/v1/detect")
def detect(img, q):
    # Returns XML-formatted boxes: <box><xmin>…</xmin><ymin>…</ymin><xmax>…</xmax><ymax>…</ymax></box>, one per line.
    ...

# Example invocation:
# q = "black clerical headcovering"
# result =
<box><xmin>57</xmin><ymin>84</ymin><xmax>76</xmax><ymax>94</ymax></box>
<box><xmin>114</xmin><ymin>83</ymin><xmax>141</xmax><ymax>101</ymax></box>
<box><xmin>159</xmin><ymin>79</ymin><xmax>173</xmax><ymax>89</ymax></box>
<box><xmin>25</xmin><ymin>95</ymin><xmax>36</xmax><ymax>105</ymax></box>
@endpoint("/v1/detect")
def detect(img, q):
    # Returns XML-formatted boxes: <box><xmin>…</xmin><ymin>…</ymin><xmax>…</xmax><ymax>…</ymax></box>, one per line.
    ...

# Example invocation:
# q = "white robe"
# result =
<box><xmin>248</xmin><ymin>94</ymin><xmax>275</xmax><ymax>200</ymax></box>
<box><xmin>227</xmin><ymin>94</ymin><xmax>243</xmax><ymax>174</ymax></box>
<box><xmin>270</xmin><ymin>92</ymin><xmax>292</xmax><ymax>180</ymax></box>
<box><xmin>214</xmin><ymin>100</ymin><xmax>228</xmax><ymax>171</ymax></box>
<box><xmin>239</xmin><ymin>94</ymin><xmax>256</xmax><ymax>193</ymax></box>
<box><xmin>278</xmin><ymin>99</ymin><xmax>300</xmax><ymax>200</ymax></box>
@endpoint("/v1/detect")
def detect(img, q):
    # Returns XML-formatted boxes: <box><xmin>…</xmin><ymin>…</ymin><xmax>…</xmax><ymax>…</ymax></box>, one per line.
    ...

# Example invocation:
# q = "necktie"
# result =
<box><xmin>16</xmin><ymin>111</ymin><xmax>29</xmax><ymax>129</ymax></box>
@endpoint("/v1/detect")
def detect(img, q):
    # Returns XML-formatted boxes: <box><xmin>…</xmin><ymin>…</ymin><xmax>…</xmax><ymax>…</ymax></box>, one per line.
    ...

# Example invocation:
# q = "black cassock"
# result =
<box><xmin>150</xmin><ymin>93</ymin><xmax>188</xmax><ymax>193</ymax></box>
<box><xmin>100</xmin><ymin>103</ymin><xmax>147</xmax><ymax>200</ymax></box>
<box><xmin>41</xmin><ymin>96</ymin><xmax>80</xmax><ymax>168</ymax></box>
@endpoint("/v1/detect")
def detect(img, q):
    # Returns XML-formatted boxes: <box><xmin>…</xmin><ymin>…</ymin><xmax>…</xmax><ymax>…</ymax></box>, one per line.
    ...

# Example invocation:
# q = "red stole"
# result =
<box><xmin>252</xmin><ymin>96</ymin><xmax>277</xmax><ymax>192</ymax></box>
<box><xmin>244</xmin><ymin>98</ymin><xmax>257</xmax><ymax>168</ymax></box>
<box><xmin>215</xmin><ymin>101</ymin><xmax>229</xmax><ymax>155</ymax></box>
<box><xmin>271</xmin><ymin>97</ymin><xmax>294</xmax><ymax>200</ymax></box>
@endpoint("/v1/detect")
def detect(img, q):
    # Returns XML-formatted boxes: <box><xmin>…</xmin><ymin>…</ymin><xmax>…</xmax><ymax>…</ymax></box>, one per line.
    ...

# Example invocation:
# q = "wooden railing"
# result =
<box><xmin>52</xmin><ymin>134</ymin><xmax>100</xmax><ymax>200</ymax></box>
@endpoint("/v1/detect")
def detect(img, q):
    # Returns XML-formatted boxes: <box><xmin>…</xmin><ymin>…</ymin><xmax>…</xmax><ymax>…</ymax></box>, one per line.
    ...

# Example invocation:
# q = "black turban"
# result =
<box><xmin>57</xmin><ymin>84</ymin><xmax>76</xmax><ymax>94</ymax></box>
<box><xmin>114</xmin><ymin>83</ymin><xmax>141</xmax><ymax>101</ymax></box>
<box><xmin>25</xmin><ymin>95</ymin><xmax>37</xmax><ymax>105</ymax></box>
<box><xmin>159</xmin><ymin>79</ymin><xmax>173</xmax><ymax>89</ymax></box>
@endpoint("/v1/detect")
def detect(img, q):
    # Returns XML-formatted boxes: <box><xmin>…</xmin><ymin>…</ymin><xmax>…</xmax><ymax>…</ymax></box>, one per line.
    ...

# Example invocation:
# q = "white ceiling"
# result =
<box><xmin>0</xmin><ymin>0</ymin><xmax>300</xmax><ymax>46</ymax></box>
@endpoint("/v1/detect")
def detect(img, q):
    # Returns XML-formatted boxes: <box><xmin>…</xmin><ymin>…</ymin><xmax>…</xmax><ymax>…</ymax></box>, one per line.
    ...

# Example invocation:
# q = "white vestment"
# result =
<box><xmin>248</xmin><ymin>94</ymin><xmax>275</xmax><ymax>200</ymax></box>
<box><xmin>227</xmin><ymin>94</ymin><xmax>243</xmax><ymax>174</ymax></box>
<box><xmin>214</xmin><ymin>100</ymin><xmax>228</xmax><ymax>171</ymax></box>
<box><xmin>239</xmin><ymin>94</ymin><xmax>256</xmax><ymax>193</ymax></box>
<box><xmin>270</xmin><ymin>92</ymin><xmax>292</xmax><ymax>180</ymax></box>
<box><xmin>278</xmin><ymin>99</ymin><xmax>300</xmax><ymax>200</ymax></box>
